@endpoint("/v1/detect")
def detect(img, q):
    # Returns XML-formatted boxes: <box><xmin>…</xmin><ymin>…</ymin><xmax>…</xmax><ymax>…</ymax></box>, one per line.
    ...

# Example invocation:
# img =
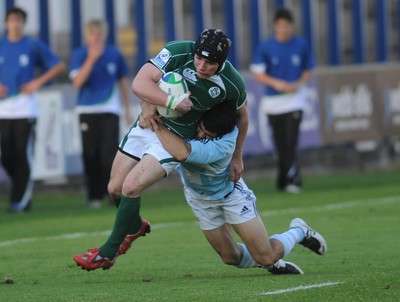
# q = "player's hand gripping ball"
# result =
<box><xmin>157</xmin><ymin>72</ymin><xmax>189</xmax><ymax>119</ymax></box>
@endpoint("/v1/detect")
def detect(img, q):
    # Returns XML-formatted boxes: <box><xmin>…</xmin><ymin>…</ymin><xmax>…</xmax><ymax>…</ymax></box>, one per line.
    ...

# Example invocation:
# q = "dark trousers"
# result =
<box><xmin>79</xmin><ymin>113</ymin><xmax>119</xmax><ymax>201</ymax></box>
<box><xmin>0</xmin><ymin>118</ymin><xmax>35</xmax><ymax>207</ymax></box>
<box><xmin>268</xmin><ymin>111</ymin><xmax>303</xmax><ymax>190</ymax></box>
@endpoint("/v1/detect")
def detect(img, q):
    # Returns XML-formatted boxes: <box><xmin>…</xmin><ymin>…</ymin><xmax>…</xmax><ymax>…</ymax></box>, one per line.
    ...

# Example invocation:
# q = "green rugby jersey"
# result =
<box><xmin>150</xmin><ymin>40</ymin><xmax>247</xmax><ymax>138</ymax></box>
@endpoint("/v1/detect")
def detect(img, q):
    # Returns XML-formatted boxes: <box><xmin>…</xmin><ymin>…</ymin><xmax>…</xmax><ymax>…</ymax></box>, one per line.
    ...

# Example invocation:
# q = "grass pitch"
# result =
<box><xmin>0</xmin><ymin>168</ymin><xmax>399</xmax><ymax>301</ymax></box>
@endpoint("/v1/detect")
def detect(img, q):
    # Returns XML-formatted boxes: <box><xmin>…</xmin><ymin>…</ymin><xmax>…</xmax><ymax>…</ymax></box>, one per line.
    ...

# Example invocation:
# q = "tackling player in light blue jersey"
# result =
<box><xmin>153</xmin><ymin>103</ymin><xmax>327</xmax><ymax>275</ymax></box>
<box><xmin>177</xmin><ymin>128</ymin><xmax>238</xmax><ymax>200</ymax></box>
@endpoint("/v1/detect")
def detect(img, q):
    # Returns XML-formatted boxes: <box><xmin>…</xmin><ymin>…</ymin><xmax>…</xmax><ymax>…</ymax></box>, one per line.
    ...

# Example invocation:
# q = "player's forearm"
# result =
<box><xmin>295</xmin><ymin>70</ymin><xmax>313</xmax><ymax>87</ymax></box>
<box><xmin>253</xmin><ymin>72</ymin><xmax>281</xmax><ymax>89</ymax></box>
<box><xmin>140</xmin><ymin>100</ymin><xmax>158</xmax><ymax>121</ymax></box>
<box><xmin>233</xmin><ymin>104</ymin><xmax>249</xmax><ymax>159</ymax></box>
<box><xmin>119</xmin><ymin>77</ymin><xmax>133</xmax><ymax>114</ymax></box>
<box><xmin>0</xmin><ymin>84</ymin><xmax>8</xmax><ymax>98</ymax></box>
<box><xmin>131</xmin><ymin>63</ymin><xmax>167</xmax><ymax>107</ymax></box>
<box><xmin>37</xmin><ymin>61</ymin><xmax>65</xmax><ymax>87</ymax></box>
<box><xmin>155</xmin><ymin>126</ymin><xmax>191</xmax><ymax>161</ymax></box>
<box><xmin>133</xmin><ymin>80</ymin><xmax>166</xmax><ymax>107</ymax></box>
<box><xmin>72</xmin><ymin>58</ymin><xmax>97</xmax><ymax>88</ymax></box>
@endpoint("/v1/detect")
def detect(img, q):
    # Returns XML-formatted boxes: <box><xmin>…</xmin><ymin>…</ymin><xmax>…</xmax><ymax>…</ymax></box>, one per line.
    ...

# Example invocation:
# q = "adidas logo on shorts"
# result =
<box><xmin>240</xmin><ymin>205</ymin><xmax>251</xmax><ymax>216</ymax></box>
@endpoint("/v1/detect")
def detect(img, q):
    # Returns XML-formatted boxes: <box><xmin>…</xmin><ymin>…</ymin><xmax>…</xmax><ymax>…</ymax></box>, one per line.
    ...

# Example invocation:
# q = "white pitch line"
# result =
<box><xmin>260</xmin><ymin>281</ymin><xmax>344</xmax><ymax>296</ymax></box>
<box><xmin>0</xmin><ymin>195</ymin><xmax>399</xmax><ymax>248</ymax></box>
<box><xmin>260</xmin><ymin>195</ymin><xmax>400</xmax><ymax>217</ymax></box>
<box><xmin>0</xmin><ymin>222</ymin><xmax>193</xmax><ymax>247</ymax></box>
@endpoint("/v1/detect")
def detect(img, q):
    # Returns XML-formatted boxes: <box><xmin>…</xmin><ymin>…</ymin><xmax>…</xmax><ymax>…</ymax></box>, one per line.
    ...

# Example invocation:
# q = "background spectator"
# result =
<box><xmin>250</xmin><ymin>8</ymin><xmax>315</xmax><ymax>193</ymax></box>
<box><xmin>69</xmin><ymin>19</ymin><xmax>133</xmax><ymax>209</ymax></box>
<box><xmin>0</xmin><ymin>7</ymin><xmax>65</xmax><ymax>212</ymax></box>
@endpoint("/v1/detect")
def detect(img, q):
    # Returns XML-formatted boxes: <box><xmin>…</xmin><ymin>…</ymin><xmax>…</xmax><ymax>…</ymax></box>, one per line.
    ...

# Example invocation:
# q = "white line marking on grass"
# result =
<box><xmin>260</xmin><ymin>281</ymin><xmax>344</xmax><ymax>296</ymax></box>
<box><xmin>0</xmin><ymin>195</ymin><xmax>398</xmax><ymax>248</ymax></box>
<box><xmin>0</xmin><ymin>230</ymin><xmax>110</xmax><ymax>247</ymax></box>
<box><xmin>260</xmin><ymin>195</ymin><xmax>400</xmax><ymax>217</ymax></box>
<box><xmin>0</xmin><ymin>222</ymin><xmax>193</xmax><ymax>247</ymax></box>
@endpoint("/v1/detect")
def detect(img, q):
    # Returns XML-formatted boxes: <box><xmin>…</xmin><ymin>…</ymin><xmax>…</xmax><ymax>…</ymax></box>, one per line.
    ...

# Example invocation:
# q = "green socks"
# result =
<box><xmin>110</xmin><ymin>196</ymin><xmax>121</xmax><ymax>208</ymax></box>
<box><xmin>99</xmin><ymin>195</ymin><xmax>142</xmax><ymax>260</ymax></box>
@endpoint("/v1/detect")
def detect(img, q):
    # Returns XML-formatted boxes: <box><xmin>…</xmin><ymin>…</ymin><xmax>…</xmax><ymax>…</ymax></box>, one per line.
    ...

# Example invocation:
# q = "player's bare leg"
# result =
<box><xmin>203</xmin><ymin>218</ymin><xmax>282</xmax><ymax>267</ymax></box>
<box><xmin>108</xmin><ymin>150</ymin><xmax>139</xmax><ymax>207</ymax></box>
<box><xmin>121</xmin><ymin>154</ymin><xmax>166</xmax><ymax>197</ymax></box>
<box><xmin>203</xmin><ymin>224</ymin><xmax>243</xmax><ymax>266</ymax></box>
<box><xmin>203</xmin><ymin>219</ymin><xmax>303</xmax><ymax>274</ymax></box>
<box><xmin>233</xmin><ymin>216</ymin><xmax>283</xmax><ymax>266</ymax></box>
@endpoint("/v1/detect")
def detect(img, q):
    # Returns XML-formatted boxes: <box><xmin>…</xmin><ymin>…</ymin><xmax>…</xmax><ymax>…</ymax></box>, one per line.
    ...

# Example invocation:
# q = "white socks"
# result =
<box><xmin>270</xmin><ymin>227</ymin><xmax>305</xmax><ymax>257</ymax></box>
<box><xmin>237</xmin><ymin>243</ymin><xmax>260</xmax><ymax>268</ymax></box>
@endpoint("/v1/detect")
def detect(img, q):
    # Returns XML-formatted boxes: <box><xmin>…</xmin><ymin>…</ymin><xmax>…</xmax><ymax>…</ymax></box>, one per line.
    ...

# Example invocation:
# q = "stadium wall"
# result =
<box><xmin>1</xmin><ymin>64</ymin><xmax>400</xmax><ymax>184</ymax></box>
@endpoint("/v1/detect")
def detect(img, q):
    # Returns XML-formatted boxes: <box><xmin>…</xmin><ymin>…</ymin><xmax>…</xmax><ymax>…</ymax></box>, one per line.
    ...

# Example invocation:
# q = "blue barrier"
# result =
<box><xmin>327</xmin><ymin>0</ymin><xmax>341</xmax><ymax>65</ymax></box>
<box><xmin>71</xmin><ymin>0</ymin><xmax>82</xmax><ymax>48</ymax></box>
<box><xmin>39</xmin><ymin>0</ymin><xmax>49</xmax><ymax>45</ymax></box>
<box><xmin>165</xmin><ymin>0</ymin><xmax>176</xmax><ymax>42</ymax></box>
<box><xmin>301</xmin><ymin>0</ymin><xmax>314</xmax><ymax>56</ymax></box>
<box><xmin>376</xmin><ymin>0</ymin><xmax>389</xmax><ymax>62</ymax></box>
<box><xmin>134</xmin><ymin>0</ymin><xmax>148</xmax><ymax>71</ymax></box>
<box><xmin>3</xmin><ymin>0</ymin><xmax>396</xmax><ymax>69</ymax></box>
<box><xmin>224</xmin><ymin>0</ymin><xmax>237</xmax><ymax>68</ymax></box>
<box><xmin>105</xmin><ymin>0</ymin><xmax>116</xmax><ymax>45</ymax></box>
<box><xmin>193</xmin><ymin>0</ymin><xmax>205</xmax><ymax>36</ymax></box>
<box><xmin>351</xmin><ymin>0</ymin><xmax>365</xmax><ymax>63</ymax></box>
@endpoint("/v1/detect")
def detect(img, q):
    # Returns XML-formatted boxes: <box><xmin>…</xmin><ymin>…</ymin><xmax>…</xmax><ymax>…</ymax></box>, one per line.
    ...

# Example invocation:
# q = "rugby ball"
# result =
<box><xmin>157</xmin><ymin>72</ymin><xmax>188</xmax><ymax>119</ymax></box>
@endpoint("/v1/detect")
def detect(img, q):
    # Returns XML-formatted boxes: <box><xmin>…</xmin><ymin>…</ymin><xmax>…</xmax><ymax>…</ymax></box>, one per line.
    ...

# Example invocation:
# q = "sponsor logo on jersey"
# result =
<box><xmin>107</xmin><ymin>63</ymin><xmax>116</xmax><ymax>75</ymax></box>
<box><xmin>208</xmin><ymin>86</ymin><xmax>221</xmax><ymax>98</ymax></box>
<box><xmin>183</xmin><ymin>68</ymin><xmax>197</xmax><ymax>84</ymax></box>
<box><xmin>291</xmin><ymin>54</ymin><xmax>300</xmax><ymax>66</ymax></box>
<box><xmin>19</xmin><ymin>54</ymin><xmax>29</xmax><ymax>66</ymax></box>
<box><xmin>153</xmin><ymin>48</ymin><xmax>171</xmax><ymax>68</ymax></box>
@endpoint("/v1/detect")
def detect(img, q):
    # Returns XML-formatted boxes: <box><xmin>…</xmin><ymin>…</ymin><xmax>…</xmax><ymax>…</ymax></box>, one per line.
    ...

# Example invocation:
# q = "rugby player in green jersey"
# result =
<box><xmin>73</xmin><ymin>29</ymin><xmax>250</xmax><ymax>270</ymax></box>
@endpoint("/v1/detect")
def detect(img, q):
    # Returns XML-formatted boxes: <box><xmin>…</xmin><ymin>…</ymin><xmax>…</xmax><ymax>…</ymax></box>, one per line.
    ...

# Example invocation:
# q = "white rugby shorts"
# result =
<box><xmin>184</xmin><ymin>178</ymin><xmax>259</xmax><ymax>230</ymax></box>
<box><xmin>119</xmin><ymin>124</ymin><xmax>179</xmax><ymax>175</ymax></box>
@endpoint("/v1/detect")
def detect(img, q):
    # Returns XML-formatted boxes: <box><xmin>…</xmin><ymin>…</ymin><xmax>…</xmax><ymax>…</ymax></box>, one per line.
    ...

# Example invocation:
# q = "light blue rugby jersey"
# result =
<box><xmin>176</xmin><ymin>127</ymin><xmax>238</xmax><ymax>200</ymax></box>
<box><xmin>0</xmin><ymin>36</ymin><xmax>61</xmax><ymax>98</ymax></box>
<box><xmin>69</xmin><ymin>45</ymin><xmax>130</xmax><ymax>106</ymax></box>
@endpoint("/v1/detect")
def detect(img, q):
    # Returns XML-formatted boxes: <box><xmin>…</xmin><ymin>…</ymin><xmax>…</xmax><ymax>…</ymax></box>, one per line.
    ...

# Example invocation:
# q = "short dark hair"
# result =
<box><xmin>202</xmin><ymin>103</ymin><xmax>238</xmax><ymax>138</ymax></box>
<box><xmin>273</xmin><ymin>8</ymin><xmax>293</xmax><ymax>23</ymax></box>
<box><xmin>6</xmin><ymin>7</ymin><xmax>27</xmax><ymax>23</ymax></box>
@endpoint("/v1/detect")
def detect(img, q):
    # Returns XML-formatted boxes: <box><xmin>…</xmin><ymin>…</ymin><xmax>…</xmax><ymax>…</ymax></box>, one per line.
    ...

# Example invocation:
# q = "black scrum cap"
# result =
<box><xmin>194</xmin><ymin>29</ymin><xmax>231</xmax><ymax>73</ymax></box>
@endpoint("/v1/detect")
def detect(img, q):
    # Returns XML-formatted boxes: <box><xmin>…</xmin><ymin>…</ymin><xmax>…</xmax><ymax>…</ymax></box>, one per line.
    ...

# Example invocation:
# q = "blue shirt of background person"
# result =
<box><xmin>251</xmin><ymin>36</ymin><xmax>314</xmax><ymax>96</ymax></box>
<box><xmin>70</xmin><ymin>45</ymin><xmax>130</xmax><ymax>107</ymax></box>
<box><xmin>0</xmin><ymin>36</ymin><xmax>62</xmax><ymax>99</ymax></box>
